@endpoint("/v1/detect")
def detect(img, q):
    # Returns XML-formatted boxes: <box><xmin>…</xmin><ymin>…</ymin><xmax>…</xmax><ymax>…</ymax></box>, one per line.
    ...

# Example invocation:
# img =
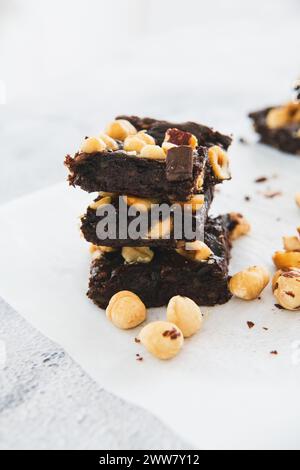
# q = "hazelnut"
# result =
<box><xmin>273</xmin><ymin>251</ymin><xmax>300</xmax><ymax>269</ymax></box>
<box><xmin>266</xmin><ymin>106</ymin><xmax>290</xmax><ymax>129</ymax></box>
<box><xmin>167</xmin><ymin>296</ymin><xmax>203</xmax><ymax>338</ymax></box>
<box><xmin>229</xmin><ymin>265</ymin><xmax>270</xmax><ymax>300</ymax></box>
<box><xmin>273</xmin><ymin>269</ymin><xmax>300</xmax><ymax>311</ymax></box>
<box><xmin>89</xmin><ymin>244</ymin><xmax>117</xmax><ymax>258</ymax></box>
<box><xmin>283</xmin><ymin>236</ymin><xmax>300</xmax><ymax>252</ymax></box>
<box><xmin>266</xmin><ymin>102</ymin><xmax>300</xmax><ymax>129</ymax></box>
<box><xmin>122</xmin><ymin>246</ymin><xmax>154</xmax><ymax>264</ymax></box>
<box><xmin>139</xmin><ymin>321</ymin><xmax>184</xmax><ymax>360</ymax></box>
<box><xmin>137</xmin><ymin>131</ymin><xmax>155</xmax><ymax>145</ymax></box>
<box><xmin>123</xmin><ymin>135</ymin><xmax>146</xmax><ymax>153</ymax></box>
<box><xmin>106</xmin><ymin>291</ymin><xmax>146</xmax><ymax>329</ymax></box>
<box><xmin>140</xmin><ymin>145</ymin><xmax>166</xmax><ymax>160</ymax></box>
<box><xmin>123</xmin><ymin>195</ymin><xmax>157</xmax><ymax>212</ymax></box>
<box><xmin>208</xmin><ymin>146</ymin><xmax>230</xmax><ymax>180</ymax></box>
<box><xmin>176</xmin><ymin>241</ymin><xmax>213</xmax><ymax>262</ymax></box>
<box><xmin>296</xmin><ymin>193</ymin><xmax>300</xmax><ymax>208</ymax></box>
<box><xmin>148</xmin><ymin>217</ymin><xmax>172</xmax><ymax>239</ymax></box>
<box><xmin>89</xmin><ymin>196</ymin><xmax>112</xmax><ymax>210</ymax></box>
<box><xmin>196</xmin><ymin>174</ymin><xmax>204</xmax><ymax>191</ymax></box>
<box><xmin>80</xmin><ymin>136</ymin><xmax>106</xmax><ymax>153</ymax></box>
<box><xmin>229</xmin><ymin>213</ymin><xmax>251</xmax><ymax>240</ymax></box>
<box><xmin>98</xmin><ymin>133</ymin><xmax>118</xmax><ymax>150</ymax></box>
<box><xmin>105</xmin><ymin>119</ymin><xmax>137</xmax><ymax>141</ymax></box>
<box><xmin>182</xmin><ymin>194</ymin><xmax>205</xmax><ymax>212</ymax></box>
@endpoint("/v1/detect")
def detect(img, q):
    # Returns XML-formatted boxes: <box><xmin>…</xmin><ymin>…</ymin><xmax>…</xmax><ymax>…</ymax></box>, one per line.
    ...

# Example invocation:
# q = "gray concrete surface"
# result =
<box><xmin>0</xmin><ymin>298</ymin><xmax>189</xmax><ymax>450</ymax></box>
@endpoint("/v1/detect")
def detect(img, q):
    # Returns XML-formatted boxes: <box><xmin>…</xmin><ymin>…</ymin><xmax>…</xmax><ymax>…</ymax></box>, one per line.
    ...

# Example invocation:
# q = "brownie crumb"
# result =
<box><xmin>263</xmin><ymin>190</ymin><xmax>282</xmax><ymax>199</ymax></box>
<box><xmin>274</xmin><ymin>303</ymin><xmax>285</xmax><ymax>310</ymax></box>
<box><xmin>255</xmin><ymin>176</ymin><xmax>268</xmax><ymax>183</ymax></box>
<box><xmin>134</xmin><ymin>337</ymin><xmax>141</xmax><ymax>343</ymax></box>
<box><xmin>136</xmin><ymin>357</ymin><xmax>143</xmax><ymax>361</ymax></box>
<box><xmin>239</xmin><ymin>137</ymin><xmax>248</xmax><ymax>145</ymax></box>
<box><xmin>270</xmin><ymin>350</ymin><xmax>278</xmax><ymax>355</ymax></box>
<box><xmin>247</xmin><ymin>321</ymin><xmax>255</xmax><ymax>329</ymax></box>
<box><xmin>244</xmin><ymin>195</ymin><xmax>251</xmax><ymax>202</ymax></box>
<box><xmin>263</xmin><ymin>327</ymin><xmax>269</xmax><ymax>331</ymax></box>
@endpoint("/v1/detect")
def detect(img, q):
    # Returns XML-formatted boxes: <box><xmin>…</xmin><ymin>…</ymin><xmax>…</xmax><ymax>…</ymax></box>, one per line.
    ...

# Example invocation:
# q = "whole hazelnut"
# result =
<box><xmin>139</xmin><ymin>321</ymin><xmax>184</xmax><ymax>360</ymax></box>
<box><xmin>229</xmin><ymin>265</ymin><xmax>270</xmax><ymax>300</ymax></box>
<box><xmin>167</xmin><ymin>296</ymin><xmax>203</xmax><ymax>338</ymax></box>
<box><xmin>273</xmin><ymin>269</ymin><xmax>300</xmax><ymax>311</ymax></box>
<box><xmin>106</xmin><ymin>291</ymin><xmax>146</xmax><ymax>329</ymax></box>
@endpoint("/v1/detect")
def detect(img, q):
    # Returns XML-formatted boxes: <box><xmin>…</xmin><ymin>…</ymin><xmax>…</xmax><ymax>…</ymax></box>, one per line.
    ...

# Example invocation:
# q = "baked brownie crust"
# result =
<box><xmin>116</xmin><ymin>115</ymin><xmax>233</xmax><ymax>150</ymax></box>
<box><xmin>81</xmin><ymin>188</ymin><xmax>214</xmax><ymax>248</ymax></box>
<box><xmin>87</xmin><ymin>215</ymin><xmax>232</xmax><ymax>309</ymax></box>
<box><xmin>249</xmin><ymin>107</ymin><xmax>300</xmax><ymax>155</ymax></box>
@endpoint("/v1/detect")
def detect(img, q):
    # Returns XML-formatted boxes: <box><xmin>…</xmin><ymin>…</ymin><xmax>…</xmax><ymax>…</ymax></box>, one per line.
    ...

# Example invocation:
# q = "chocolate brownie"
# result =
<box><xmin>87</xmin><ymin>215</ymin><xmax>233</xmax><ymax>309</ymax></box>
<box><xmin>249</xmin><ymin>106</ymin><xmax>300</xmax><ymax>155</ymax></box>
<box><xmin>81</xmin><ymin>188</ymin><xmax>214</xmax><ymax>248</ymax></box>
<box><xmin>65</xmin><ymin>117</ymin><xmax>232</xmax><ymax>201</ymax></box>
<box><xmin>65</xmin><ymin>145</ymin><xmax>219</xmax><ymax>201</ymax></box>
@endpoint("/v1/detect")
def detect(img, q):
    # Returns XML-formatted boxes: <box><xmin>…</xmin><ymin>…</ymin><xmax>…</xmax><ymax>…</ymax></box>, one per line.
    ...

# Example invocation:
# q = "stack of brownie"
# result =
<box><xmin>65</xmin><ymin>116</ymin><xmax>236</xmax><ymax>309</ymax></box>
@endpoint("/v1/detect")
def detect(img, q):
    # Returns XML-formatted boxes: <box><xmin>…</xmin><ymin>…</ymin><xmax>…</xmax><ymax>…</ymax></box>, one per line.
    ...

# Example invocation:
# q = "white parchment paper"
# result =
<box><xmin>0</xmin><ymin>140</ymin><xmax>300</xmax><ymax>449</ymax></box>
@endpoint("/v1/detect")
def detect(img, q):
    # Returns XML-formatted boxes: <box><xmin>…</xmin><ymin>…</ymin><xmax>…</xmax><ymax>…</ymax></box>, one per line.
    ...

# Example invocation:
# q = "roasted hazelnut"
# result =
<box><xmin>140</xmin><ymin>145</ymin><xmax>166</xmax><ymax>160</ymax></box>
<box><xmin>122</xmin><ymin>195</ymin><xmax>157</xmax><ymax>212</ymax></box>
<box><xmin>283</xmin><ymin>236</ymin><xmax>300</xmax><ymax>252</ymax></box>
<box><xmin>106</xmin><ymin>291</ymin><xmax>146</xmax><ymax>329</ymax></box>
<box><xmin>89</xmin><ymin>196</ymin><xmax>112</xmax><ymax>210</ymax></box>
<box><xmin>176</xmin><ymin>240</ymin><xmax>213</xmax><ymax>262</ymax></box>
<box><xmin>148</xmin><ymin>217</ymin><xmax>172</xmax><ymax>239</ymax></box>
<box><xmin>89</xmin><ymin>244</ymin><xmax>117</xmax><ymax>257</ymax></box>
<box><xmin>229</xmin><ymin>265</ymin><xmax>270</xmax><ymax>300</ymax></box>
<box><xmin>182</xmin><ymin>194</ymin><xmax>205</xmax><ymax>212</ymax></box>
<box><xmin>80</xmin><ymin>136</ymin><xmax>106</xmax><ymax>153</ymax></box>
<box><xmin>124</xmin><ymin>135</ymin><xmax>146</xmax><ymax>153</ymax></box>
<box><xmin>167</xmin><ymin>296</ymin><xmax>203</xmax><ymax>338</ymax></box>
<box><xmin>273</xmin><ymin>251</ymin><xmax>300</xmax><ymax>269</ymax></box>
<box><xmin>122</xmin><ymin>246</ymin><xmax>154</xmax><ymax>264</ymax></box>
<box><xmin>273</xmin><ymin>269</ymin><xmax>300</xmax><ymax>311</ymax></box>
<box><xmin>266</xmin><ymin>106</ymin><xmax>290</xmax><ymax>129</ymax></box>
<box><xmin>105</xmin><ymin>119</ymin><xmax>137</xmax><ymax>141</ymax></box>
<box><xmin>229</xmin><ymin>213</ymin><xmax>251</xmax><ymax>240</ymax></box>
<box><xmin>139</xmin><ymin>321</ymin><xmax>183</xmax><ymax>360</ymax></box>
<box><xmin>98</xmin><ymin>133</ymin><xmax>118</xmax><ymax>150</ymax></box>
<box><xmin>208</xmin><ymin>146</ymin><xmax>230</xmax><ymax>180</ymax></box>
<box><xmin>137</xmin><ymin>131</ymin><xmax>155</xmax><ymax>145</ymax></box>
<box><xmin>266</xmin><ymin>102</ymin><xmax>300</xmax><ymax>129</ymax></box>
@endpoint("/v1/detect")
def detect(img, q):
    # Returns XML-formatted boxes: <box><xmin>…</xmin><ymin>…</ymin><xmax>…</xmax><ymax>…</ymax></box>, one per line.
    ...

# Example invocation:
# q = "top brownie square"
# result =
<box><xmin>65</xmin><ymin>116</ymin><xmax>232</xmax><ymax>202</ymax></box>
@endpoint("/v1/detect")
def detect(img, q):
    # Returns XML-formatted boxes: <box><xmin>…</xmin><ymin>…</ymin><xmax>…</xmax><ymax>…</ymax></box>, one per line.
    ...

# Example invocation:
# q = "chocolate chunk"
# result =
<box><xmin>165</xmin><ymin>128</ymin><xmax>192</xmax><ymax>146</ymax></box>
<box><xmin>166</xmin><ymin>146</ymin><xmax>193</xmax><ymax>182</ymax></box>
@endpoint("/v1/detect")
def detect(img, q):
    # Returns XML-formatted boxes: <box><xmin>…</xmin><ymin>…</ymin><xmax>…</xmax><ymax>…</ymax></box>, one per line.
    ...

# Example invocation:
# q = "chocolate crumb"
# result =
<box><xmin>247</xmin><ymin>321</ymin><xmax>255</xmax><ymax>329</ymax></box>
<box><xmin>255</xmin><ymin>176</ymin><xmax>268</xmax><ymax>183</ymax></box>
<box><xmin>134</xmin><ymin>337</ymin><xmax>141</xmax><ymax>343</ymax></box>
<box><xmin>136</xmin><ymin>356</ymin><xmax>143</xmax><ymax>361</ymax></box>
<box><xmin>263</xmin><ymin>190</ymin><xmax>282</xmax><ymax>199</ymax></box>
<box><xmin>258</xmin><ymin>296</ymin><xmax>261</xmax><ymax>300</ymax></box>
<box><xmin>263</xmin><ymin>327</ymin><xmax>269</xmax><ymax>331</ymax></box>
<box><xmin>274</xmin><ymin>303</ymin><xmax>285</xmax><ymax>310</ymax></box>
<box><xmin>239</xmin><ymin>137</ymin><xmax>248</xmax><ymax>145</ymax></box>
<box><xmin>270</xmin><ymin>350</ymin><xmax>278</xmax><ymax>355</ymax></box>
<box><xmin>163</xmin><ymin>328</ymin><xmax>181</xmax><ymax>340</ymax></box>
<box><xmin>244</xmin><ymin>195</ymin><xmax>251</xmax><ymax>202</ymax></box>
